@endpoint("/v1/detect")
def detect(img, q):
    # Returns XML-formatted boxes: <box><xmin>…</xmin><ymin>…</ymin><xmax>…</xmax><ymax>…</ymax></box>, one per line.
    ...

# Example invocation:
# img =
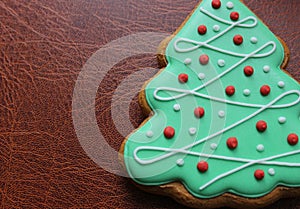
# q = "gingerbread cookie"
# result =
<box><xmin>120</xmin><ymin>0</ymin><xmax>300</xmax><ymax>208</ymax></box>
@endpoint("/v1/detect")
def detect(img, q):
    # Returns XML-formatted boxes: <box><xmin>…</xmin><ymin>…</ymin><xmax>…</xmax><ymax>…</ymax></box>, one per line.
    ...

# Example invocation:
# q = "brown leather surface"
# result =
<box><xmin>0</xmin><ymin>0</ymin><xmax>299</xmax><ymax>208</ymax></box>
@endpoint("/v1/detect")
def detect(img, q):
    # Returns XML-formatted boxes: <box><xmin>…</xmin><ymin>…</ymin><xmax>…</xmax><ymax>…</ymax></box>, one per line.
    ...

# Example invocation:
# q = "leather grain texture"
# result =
<box><xmin>0</xmin><ymin>0</ymin><xmax>299</xmax><ymax>208</ymax></box>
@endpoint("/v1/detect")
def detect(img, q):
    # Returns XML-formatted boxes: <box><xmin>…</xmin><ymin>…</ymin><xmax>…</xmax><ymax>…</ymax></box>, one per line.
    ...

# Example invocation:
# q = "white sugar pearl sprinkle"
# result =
<box><xmin>218</xmin><ymin>110</ymin><xmax>225</xmax><ymax>118</ymax></box>
<box><xmin>268</xmin><ymin>168</ymin><xmax>275</xmax><ymax>176</ymax></box>
<box><xmin>278</xmin><ymin>117</ymin><xmax>286</xmax><ymax>124</ymax></box>
<box><xmin>210</xmin><ymin>143</ymin><xmax>218</xmax><ymax>150</ymax></box>
<box><xmin>278</xmin><ymin>81</ymin><xmax>285</xmax><ymax>88</ymax></box>
<box><xmin>256</xmin><ymin>144</ymin><xmax>265</xmax><ymax>152</ymax></box>
<box><xmin>226</xmin><ymin>2</ymin><xmax>234</xmax><ymax>9</ymax></box>
<box><xmin>263</xmin><ymin>65</ymin><xmax>270</xmax><ymax>73</ymax></box>
<box><xmin>189</xmin><ymin>127</ymin><xmax>197</xmax><ymax>135</ymax></box>
<box><xmin>250</xmin><ymin>37</ymin><xmax>258</xmax><ymax>44</ymax></box>
<box><xmin>198</xmin><ymin>73</ymin><xmax>206</xmax><ymax>80</ymax></box>
<box><xmin>213</xmin><ymin>25</ymin><xmax>220</xmax><ymax>32</ymax></box>
<box><xmin>218</xmin><ymin>59</ymin><xmax>225</xmax><ymax>67</ymax></box>
<box><xmin>184</xmin><ymin>58</ymin><xmax>192</xmax><ymax>65</ymax></box>
<box><xmin>243</xmin><ymin>89</ymin><xmax>251</xmax><ymax>96</ymax></box>
<box><xmin>173</xmin><ymin>104</ymin><xmax>181</xmax><ymax>111</ymax></box>
<box><xmin>176</xmin><ymin>159</ymin><xmax>184</xmax><ymax>166</ymax></box>
<box><xmin>146</xmin><ymin>131</ymin><xmax>153</xmax><ymax>138</ymax></box>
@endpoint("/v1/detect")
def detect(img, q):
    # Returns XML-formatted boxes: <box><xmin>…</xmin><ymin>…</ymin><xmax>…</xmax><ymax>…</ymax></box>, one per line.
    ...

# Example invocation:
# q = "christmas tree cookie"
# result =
<box><xmin>120</xmin><ymin>0</ymin><xmax>300</xmax><ymax>208</ymax></box>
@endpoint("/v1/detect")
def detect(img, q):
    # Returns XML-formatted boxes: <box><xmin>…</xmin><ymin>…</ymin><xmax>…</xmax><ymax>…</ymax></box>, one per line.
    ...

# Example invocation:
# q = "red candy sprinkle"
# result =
<box><xmin>199</xmin><ymin>54</ymin><xmax>209</xmax><ymax>65</ymax></box>
<box><xmin>256</xmin><ymin>120</ymin><xmax>267</xmax><ymax>132</ymax></box>
<box><xmin>244</xmin><ymin>66</ymin><xmax>254</xmax><ymax>76</ymax></box>
<box><xmin>164</xmin><ymin>126</ymin><xmax>175</xmax><ymax>139</ymax></box>
<box><xmin>225</xmin><ymin>86</ymin><xmax>235</xmax><ymax>96</ymax></box>
<box><xmin>230</xmin><ymin>12</ymin><xmax>239</xmax><ymax>21</ymax></box>
<box><xmin>233</xmin><ymin>35</ymin><xmax>243</xmax><ymax>45</ymax></box>
<box><xmin>212</xmin><ymin>0</ymin><xmax>221</xmax><ymax>9</ymax></box>
<box><xmin>287</xmin><ymin>133</ymin><xmax>299</xmax><ymax>146</ymax></box>
<box><xmin>254</xmin><ymin>169</ymin><xmax>265</xmax><ymax>180</ymax></box>
<box><xmin>194</xmin><ymin>107</ymin><xmax>205</xmax><ymax>118</ymax></box>
<box><xmin>197</xmin><ymin>161</ymin><xmax>209</xmax><ymax>173</ymax></box>
<box><xmin>198</xmin><ymin>25</ymin><xmax>207</xmax><ymax>35</ymax></box>
<box><xmin>178</xmin><ymin>73</ymin><xmax>188</xmax><ymax>83</ymax></box>
<box><xmin>227</xmin><ymin>137</ymin><xmax>238</xmax><ymax>150</ymax></box>
<box><xmin>260</xmin><ymin>85</ymin><xmax>271</xmax><ymax>96</ymax></box>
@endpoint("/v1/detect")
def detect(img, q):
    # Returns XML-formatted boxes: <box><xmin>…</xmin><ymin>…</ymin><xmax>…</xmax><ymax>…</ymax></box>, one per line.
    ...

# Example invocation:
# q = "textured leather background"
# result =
<box><xmin>0</xmin><ymin>0</ymin><xmax>299</xmax><ymax>208</ymax></box>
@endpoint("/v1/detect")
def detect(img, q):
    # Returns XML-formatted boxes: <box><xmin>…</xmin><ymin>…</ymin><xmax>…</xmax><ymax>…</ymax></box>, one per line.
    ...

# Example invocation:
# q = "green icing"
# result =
<box><xmin>124</xmin><ymin>0</ymin><xmax>300</xmax><ymax>198</ymax></box>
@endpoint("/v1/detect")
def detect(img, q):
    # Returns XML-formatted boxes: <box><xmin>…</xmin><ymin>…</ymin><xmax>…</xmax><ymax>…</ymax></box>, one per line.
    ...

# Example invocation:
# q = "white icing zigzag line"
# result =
<box><xmin>158</xmin><ymin>7</ymin><xmax>273</xmax><ymax>103</ymax></box>
<box><xmin>174</xmin><ymin>38</ymin><xmax>274</xmax><ymax>57</ymax></box>
<box><xmin>156</xmin><ymin>88</ymin><xmax>300</xmax><ymax>109</ymax></box>
<box><xmin>134</xmin><ymin>90</ymin><xmax>300</xmax><ymax>187</ymax></box>
<box><xmin>199</xmin><ymin>149</ymin><xmax>300</xmax><ymax>191</ymax></box>
<box><xmin>174</xmin><ymin>7</ymin><xmax>257</xmax><ymax>53</ymax></box>
<box><xmin>154</xmin><ymin>41</ymin><xmax>276</xmax><ymax>102</ymax></box>
<box><xmin>135</xmin><ymin>146</ymin><xmax>300</xmax><ymax>167</ymax></box>
<box><xmin>156</xmin><ymin>7</ymin><xmax>275</xmax><ymax>103</ymax></box>
<box><xmin>200</xmin><ymin>7</ymin><xmax>257</xmax><ymax>28</ymax></box>
<box><xmin>136</xmin><ymin>90</ymin><xmax>300</xmax><ymax>164</ymax></box>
